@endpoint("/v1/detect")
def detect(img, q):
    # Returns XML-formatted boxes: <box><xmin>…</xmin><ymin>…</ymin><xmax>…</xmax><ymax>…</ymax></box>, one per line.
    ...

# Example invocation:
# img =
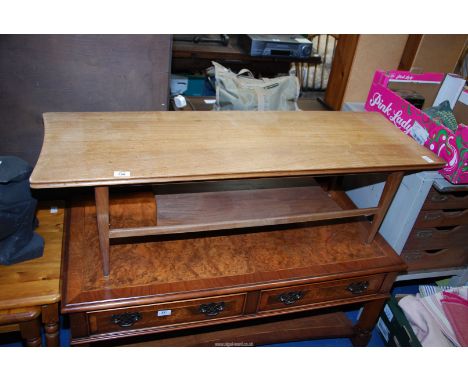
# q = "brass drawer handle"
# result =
<box><xmin>346</xmin><ymin>281</ymin><xmax>369</xmax><ymax>294</ymax></box>
<box><xmin>199</xmin><ymin>302</ymin><xmax>225</xmax><ymax>317</ymax></box>
<box><xmin>111</xmin><ymin>312</ymin><xmax>142</xmax><ymax>328</ymax></box>
<box><xmin>278</xmin><ymin>291</ymin><xmax>304</xmax><ymax>305</ymax></box>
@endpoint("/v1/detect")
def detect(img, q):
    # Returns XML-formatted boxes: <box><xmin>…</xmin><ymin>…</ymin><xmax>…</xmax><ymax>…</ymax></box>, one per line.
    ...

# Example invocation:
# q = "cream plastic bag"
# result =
<box><xmin>212</xmin><ymin>61</ymin><xmax>300</xmax><ymax>111</ymax></box>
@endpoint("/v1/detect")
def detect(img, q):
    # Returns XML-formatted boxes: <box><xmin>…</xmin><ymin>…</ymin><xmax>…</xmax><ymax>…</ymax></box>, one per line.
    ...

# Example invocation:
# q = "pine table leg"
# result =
<box><xmin>42</xmin><ymin>303</ymin><xmax>60</xmax><ymax>346</ymax></box>
<box><xmin>19</xmin><ymin>317</ymin><xmax>42</xmax><ymax>347</ymax></box>
<box><xmin>95</xmin><ymin>186</ymin><xmax>110</xmax><ymax>277</ymax></box>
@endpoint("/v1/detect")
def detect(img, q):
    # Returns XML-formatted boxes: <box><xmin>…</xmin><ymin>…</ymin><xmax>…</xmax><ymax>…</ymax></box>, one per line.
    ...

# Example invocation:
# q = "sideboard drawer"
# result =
<box><xmin>401</xmin><ymin>247</ymin><xmax>468</xmax><ymax>271</ymax></box>
<box><xmin>404</xmin><ymin>225</ymin><xmax>468</xmax><ymax>251</ymax></box>
<box><xmin>87</xmin><ymin>294</ymin><xmax>246</xmax><ymax>335</ymax></box>
<box><xmin>414</xmin><ymin>209</ymin><xmax>468</xmax><ymax>228</ymax></box>
<box><xmin>422</xmin><ymin>188</ymin><xmax>468</xmax><ymax>210</ymax></box>
<box><xmin>258</xmin><ymin>275</ymin><xmax>385</xmax><ymax>313</ymax></box>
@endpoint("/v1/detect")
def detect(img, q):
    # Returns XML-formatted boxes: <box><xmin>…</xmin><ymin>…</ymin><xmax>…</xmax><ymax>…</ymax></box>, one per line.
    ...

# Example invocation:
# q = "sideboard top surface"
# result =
<box><xmin>30</xmin><ymin>111</ymin><xmax>444</xmax><ymax>188</ymax></box>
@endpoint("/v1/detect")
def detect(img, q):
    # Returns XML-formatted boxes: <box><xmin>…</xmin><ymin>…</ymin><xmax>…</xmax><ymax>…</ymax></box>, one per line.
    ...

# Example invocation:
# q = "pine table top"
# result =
<box><xmin>0</xmin><ymin>202</ymin><xmax>64</xmax><ymax>309</ymax></box>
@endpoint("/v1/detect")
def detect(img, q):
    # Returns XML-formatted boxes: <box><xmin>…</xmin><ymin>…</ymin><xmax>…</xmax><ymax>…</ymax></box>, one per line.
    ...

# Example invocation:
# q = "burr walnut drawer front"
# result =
<box><xmin>422</xmin><ymin>188</ymin><xmax>468</xmax><ymax>210</ymax></box>
<box><xmin>258</xmin><ymin>275</ymin><xmax>385</xmax><ymax>313</ymax></box>
<box><xmin>87</xmin><ymin>294</ymin><xmax>246</xmax><ymax>335</ymax></box>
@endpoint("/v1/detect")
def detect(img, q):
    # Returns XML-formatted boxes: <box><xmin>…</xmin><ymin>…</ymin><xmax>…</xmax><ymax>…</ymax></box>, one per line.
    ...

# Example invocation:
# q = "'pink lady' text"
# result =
<box><xmin>368</xmin><ymin>92</ymin><xmax>413</xmax><ymax>132</ymax></box>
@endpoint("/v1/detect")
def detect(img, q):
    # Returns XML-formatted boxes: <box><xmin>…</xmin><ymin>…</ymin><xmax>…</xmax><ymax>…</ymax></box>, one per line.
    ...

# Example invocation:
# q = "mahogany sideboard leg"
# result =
<box><xmin>95</xmin><ymin>186</ymin><xmax>110</xmax><ymax>277</ymax></box>
<box><xmin>351</xmin><ymin>297</ymin><xmax>387</xmax><ymax>346</ymax></box>
<box><xmin>367</xmin><ymin>171</ymin><xmax>404</xmax><ymax>243</ymax></box>
<box><xmin>42</xmin><ymin>303</ymin><xmax>60</xmax><ymax>346</ymax></box>
<box><xmin>19</xmin><ymin>317</ymin><xmax>42</xmax><ymax>347</ymax></box>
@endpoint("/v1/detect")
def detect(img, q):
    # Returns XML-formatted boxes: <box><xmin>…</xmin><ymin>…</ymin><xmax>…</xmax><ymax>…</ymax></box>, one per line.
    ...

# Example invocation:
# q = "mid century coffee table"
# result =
<box><xmin>30</xmin><ymin>111</ymin><xmax>444</xmax><ymax>345</ymax></box>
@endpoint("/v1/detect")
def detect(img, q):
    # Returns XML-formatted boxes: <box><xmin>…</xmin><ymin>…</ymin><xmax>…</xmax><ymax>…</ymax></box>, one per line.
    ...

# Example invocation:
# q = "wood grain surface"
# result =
<box><xmin>154</xmin><ymin>179</ymin><xmax>343</xmax><ymax>226</ymax></box>
<box><xmin>30</xmin><ymin>111</ymin><xmax>444</xmax><ymax>188</ymax></box>
<box><xmin>110</xmin><ymin>181</ymin><xmax>377</xmax><ymax>238</ymax></box>
<box><xmin>0</xmin><ymin>202</ymin><xmax>65</xmax><ymax>309</ymax></box>
<box><xmin>0</xmin><ymin>307</ymin><xmax>41</xmax><ymax>325</ymax></box>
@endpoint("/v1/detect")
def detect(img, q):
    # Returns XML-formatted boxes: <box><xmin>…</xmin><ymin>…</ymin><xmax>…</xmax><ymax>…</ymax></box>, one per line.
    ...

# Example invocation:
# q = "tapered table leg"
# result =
<box><xmin>19</xmin><ymin>317</ymin><xmax>42</xmax><ymax>347</ymax></box>
<box><xmin>326</xmin><ymin>175</ymin><xmax>342</xmax><ymax>192</ymax></box>
<box><xmin>95</xmin><ymin>186</ymin><xmax>110</xmax><ymax>277</ymax></box>
<box><xmin>367</xmin><ymin>171</ymin><xmax>404</xmax><ymax>243</ymax></box>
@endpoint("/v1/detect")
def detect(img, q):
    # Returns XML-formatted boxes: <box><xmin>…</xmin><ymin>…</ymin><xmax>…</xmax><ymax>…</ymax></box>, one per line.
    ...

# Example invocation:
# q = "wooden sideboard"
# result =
<box><xmin>30</xmin><ymin>111</ymin><xmax>444</xmax><ymax>345</ymax></box>
<box><xmin>402</xmin><ymin>181</ymin><xmax>468</xmax><ymax>272</ymax></box>
<box><xmin>347</xmin><ymin>171</ymin><xmax>468</xmax><ymax>282</ymax></box>
<box><xmin>62</xmin><ymin>182</ymin><xmax>404</xmax><ymax>346</ymax></box>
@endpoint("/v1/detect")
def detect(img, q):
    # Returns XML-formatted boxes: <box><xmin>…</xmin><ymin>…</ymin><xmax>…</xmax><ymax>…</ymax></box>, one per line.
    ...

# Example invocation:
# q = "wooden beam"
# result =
<box><xmin>323</xmin><ymin>35</ymin><xmax>360</xmax><ymax>111</ymax></box>
<box><xmin>398</xmin><ymin>35</ymin><xmax>423</xmax><ymax>70</ymax></box>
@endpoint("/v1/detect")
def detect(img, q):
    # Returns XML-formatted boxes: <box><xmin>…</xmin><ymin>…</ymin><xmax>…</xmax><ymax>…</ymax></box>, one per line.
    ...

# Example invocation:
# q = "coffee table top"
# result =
<box><xmin>30</xmin><ymin>111</ymin><xmax>444</xmax><ymax>188</ymax></box>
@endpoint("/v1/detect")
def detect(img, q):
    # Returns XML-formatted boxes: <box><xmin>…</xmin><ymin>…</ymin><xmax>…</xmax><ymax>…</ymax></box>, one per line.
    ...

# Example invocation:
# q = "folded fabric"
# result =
<box><xmin>441</xmin><ymin>291</ymin><xmax>468</xmax><ymax>347</ymax></box>
<box><xmin>399</xmin><ymin>295</ymin><xmax>454</xmax><ymax>347</ymax></box>
<box><xmin>418</xmin><ymin>288</ymin><xmax>465</xmax><ymax>346</ymax></box>
<box><xmin>419</xmin><ymin>284</ymin><xmax>454</xmax><ymax>298</ymax></box>
<box><xmin>442</xmin><ymin>291</ymin><xmax>468</xmax><ymax>306</ymax></box>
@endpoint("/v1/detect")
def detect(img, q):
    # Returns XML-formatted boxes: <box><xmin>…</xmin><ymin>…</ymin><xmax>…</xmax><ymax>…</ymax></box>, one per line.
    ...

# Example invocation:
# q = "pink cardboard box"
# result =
<box><xmin>365</xmin><ymin>70</ymin><xmax>468</xmax><ymax>184</ymax></box>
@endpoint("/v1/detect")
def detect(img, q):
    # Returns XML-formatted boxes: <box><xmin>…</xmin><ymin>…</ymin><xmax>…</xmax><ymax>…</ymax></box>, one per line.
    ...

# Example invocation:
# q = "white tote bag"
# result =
<box><xmin>212</xmin><ymin>61</ymin><xmax>300</xmax><ymax>111</ymax></box>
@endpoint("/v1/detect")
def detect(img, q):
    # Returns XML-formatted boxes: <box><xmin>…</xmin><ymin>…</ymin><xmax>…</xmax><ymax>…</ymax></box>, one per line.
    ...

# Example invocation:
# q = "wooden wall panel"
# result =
<box><xmin>0</xmin><ymin>35</ymin><xmax>171</xmax><ymax>165</ymax></box>
<box><xmin>411</xmin><ymin>34</ymin><xmax>467</xmax><ymax>73</ymax></box>
<box><xmin>342</xmin><ymin>34</ymin><xmax>408</xmax><ymax>105</ymax></box>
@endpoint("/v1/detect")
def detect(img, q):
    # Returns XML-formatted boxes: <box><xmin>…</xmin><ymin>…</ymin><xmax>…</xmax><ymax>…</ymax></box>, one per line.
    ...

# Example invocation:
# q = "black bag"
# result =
<box><xmin>0</xmin><ymin>232</ymin><xmax>44</xmax><ymax>265</ymax></box>
<box><xmin>0</xmin><ymin>156</ymin><xmax>34</xmax><ymax>206</ymax></box>
<box><xmin>0</xmin><ymin>199</ymin><xmax>37</xmax><ymax>241</ymax></box>
<box><xmin>0</xmin><ymin>156</ymin><xmax>44</xmax><ymax>265</ymax></box>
